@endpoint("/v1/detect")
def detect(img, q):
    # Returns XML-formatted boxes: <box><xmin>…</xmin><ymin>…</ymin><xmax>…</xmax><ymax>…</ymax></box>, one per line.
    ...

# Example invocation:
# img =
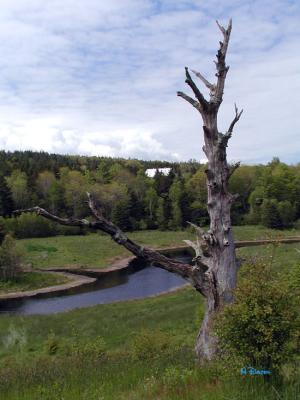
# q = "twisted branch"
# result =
<box><xmin>214</xmin><ymin>19</ymin><xmax>232</xmax><ymax>105</ymax></box>
<box><xmin>14</xmin><ymin>195</ymin><xmax>194</xmax><ymax>281</ymax></box>
<box><xmin>228</xmin><ymin>103</ymin><xmax>243</xmax><ymax>134</ymax></box>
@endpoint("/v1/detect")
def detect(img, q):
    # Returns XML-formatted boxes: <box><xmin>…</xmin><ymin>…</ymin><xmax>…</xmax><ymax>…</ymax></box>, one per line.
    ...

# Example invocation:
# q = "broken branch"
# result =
<box><xmin>228</xmin><ymin>103</ymin><xmax>243</xmax><ymax>134</ymax></box>
<box><xmin>184</xmin><ymin>67</ymin><xmax>208</xmax><ymax>110</ymax></box>
<box><xmin>15</xmin><ymin>198</ymin><xmax>193</xmax><ymax>281</ymax></box>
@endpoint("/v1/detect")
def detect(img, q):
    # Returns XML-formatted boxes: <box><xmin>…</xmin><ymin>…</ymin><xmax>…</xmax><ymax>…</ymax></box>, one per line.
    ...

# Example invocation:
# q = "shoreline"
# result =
<box><xmin>1</xmin><ymin>237</ymin><xmax>300</xmax><ymax>302</ymax></box>
<box><xmin>0</xmin><ymin>271</ymin><xmax>96</xmax><ymax>301</ymax></box>
<box><xmin>0</xmin><ymin>246</ymin><xmax>188</xmax><ymax>301</ymax></box>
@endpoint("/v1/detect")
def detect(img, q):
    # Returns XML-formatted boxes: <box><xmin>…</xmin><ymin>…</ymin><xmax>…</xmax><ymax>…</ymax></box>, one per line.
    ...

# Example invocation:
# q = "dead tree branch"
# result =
<box><xmin>14</xmin><ymin>197</ymin><xmax>195</xmax><ymax>282</ymax></box>
<box><xmin>228</xmin><ymin>103</ymin><xmax>243</xmax><ymax>134</ymax></box>
<box><xmin>214</xmin><ymin>18</ymin><xmax>232</xmax><ymax>105</ymax></box>
<box><xmin>177</xmin><ymin>91</ymin><xmax>200</xmax><ymax>111</ymax></box>
<box><xmin>184</xmin><ymin>67</ymin><xmax>208</xmax><ymax>107</ymax></box>
<box><xmin>191</xmin><ymin>69</ymin><xmax>216</xmax><ymax>101</ymax></box>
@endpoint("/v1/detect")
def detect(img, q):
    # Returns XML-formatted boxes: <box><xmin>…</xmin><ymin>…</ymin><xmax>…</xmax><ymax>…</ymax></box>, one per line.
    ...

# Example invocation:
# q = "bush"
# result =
<box><xmin>0</xmin><ymin>214</ymin><xmax>57</xmax><ymax>239</ymax></box>
<box><xmin>3</xmin><ymin>325</ymin><xmax>27</xmax><ymax>352</ymax></box>
<box><xmin>45</xmin><ymin>331</ymin><xmax>60</xmax><ymax>355</ymax></box>
<box><xmin>0</xmin><ymin>234</ymin><xmax>22</xmax><ymax>281</ymax></box>
<box><xmin>294</xmin><ymin>219</ymin><xmax>300</xmax><ymax>230</ymax></box>
<box><xmin>0</xmin><ymin>223</ymin><xmax>4</xmax><ymax>245</ymax></box>
<box><xmin>0</xmin><ymin>214</ymin><xmax>85</xmax><ymax>238</ymax></box>
<box><xmin>131</xmin><ymin>328</ymin><xmax>172</xmax><ymax>360</ymax></box>
<box><xmin>214</xmin><ymin>262</ymin><xmax>299</xmax><ymax>374</ymax></box>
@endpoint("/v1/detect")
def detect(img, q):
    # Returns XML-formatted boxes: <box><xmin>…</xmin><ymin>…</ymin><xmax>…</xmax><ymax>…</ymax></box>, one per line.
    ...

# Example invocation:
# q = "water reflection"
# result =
<box><xmin>0</xmin><ymin>252</ymin><xmax>191</xmax><ymax>315</ymax></box>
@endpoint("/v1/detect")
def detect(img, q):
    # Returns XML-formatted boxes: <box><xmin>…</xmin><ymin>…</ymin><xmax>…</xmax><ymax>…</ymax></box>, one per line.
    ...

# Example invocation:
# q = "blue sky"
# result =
<box><xmin>0</xmin><ymin>0</ymin><xmax>299</xmax><ymax>164</ymax></box>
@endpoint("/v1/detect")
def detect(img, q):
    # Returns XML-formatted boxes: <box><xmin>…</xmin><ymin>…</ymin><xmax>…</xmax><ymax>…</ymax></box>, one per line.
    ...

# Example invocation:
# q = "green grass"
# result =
<box><xmin>1</xmin><ymin>226</ymin><xmax>299</xmax><ymax>398</ymax></box>
<box><xmin>0</xmin><ymin>272</ymin><xmax>71</xmax><ymax>294</ymax></box>
<box><xmin>15</xmin><ymin>225</ymin><xmax>300</xmax><ymax>269</ymax></box>
<box><xmin>0</xmin><ymin>287</ymin><xmax>299</xmax><ymax>399</ymax></box>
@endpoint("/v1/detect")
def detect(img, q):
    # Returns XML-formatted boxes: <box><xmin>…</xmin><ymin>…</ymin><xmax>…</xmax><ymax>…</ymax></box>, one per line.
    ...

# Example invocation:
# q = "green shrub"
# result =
<box><xmin>162</xmin><ymin>366</ymin><xmax>193</xmax><ymax>388</ymax></box>
<box><xmin>3</xmin><ymin>325</ymin><xmax>27</xmax><ymax>352</ymax></box>
<box><xmin>294</xmin><ymin>219</ymin><xmax>300</xmax><ymax>230</ymax></box>
<box><xmin>0</xmin><ymin>214</ymin><xmax>87</xmax><ymax>238</ymax></box>
<box><xmin>0</xmin><ymin>234</ymin><xmax>22</xmax><ymax>281</ymax></box>
<box><xmin>214</xmin><ymin>262</ymin><xmax>299</xmax><ymax>374</ymax></box>
<box><xmin>131</xmin><ymin>328</ymin><xmax>172</xmax><ymax>360</ymax></box>
<box><xmin>45</xmin><ymin>331</ymin><xmax>60</xmax><ymax>355</ymax></box>
<box><xmin>0</xmin><ymin>214</ymin><xmax>57</xmax><ymax>239</ymax></box>
<box><xmin>65</xmin><ymin>326</ymin><xmax>107</xmax><ymax>360</ymax></box>
<box><xmin>0</xmin><ymin>223</ymin><xmax>4</xmax><ymax>245</ymax></box>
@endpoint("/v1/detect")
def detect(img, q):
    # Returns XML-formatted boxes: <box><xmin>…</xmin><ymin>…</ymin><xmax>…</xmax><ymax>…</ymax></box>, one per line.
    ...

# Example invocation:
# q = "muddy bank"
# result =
<box><xmin>0</xmin><ymin>272</ymin><xmax>96</xmax><ymax>301</ymax></box>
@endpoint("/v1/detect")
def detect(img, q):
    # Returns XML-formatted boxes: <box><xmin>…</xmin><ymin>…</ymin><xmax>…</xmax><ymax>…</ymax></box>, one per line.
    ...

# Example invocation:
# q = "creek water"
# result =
<box><xmin>0</xmin><ymin>251</ymin><xmax>191</xmax><ymax>315</ymax></box>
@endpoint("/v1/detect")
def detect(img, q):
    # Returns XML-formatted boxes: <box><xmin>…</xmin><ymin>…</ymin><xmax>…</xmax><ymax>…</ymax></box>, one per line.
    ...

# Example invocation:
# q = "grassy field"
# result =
<box><xmin>0</xmin><ymin>287</ymin><xmax>299</xmax><ymax>399</ymax></box>
<box><xmin>0</xmin><ymin>226</ymin><xmax>299</xmax><ymax>398</ymax></box>
<box><xmin>15</xmin><ymin>225</ymin><xmax>300</xmax><ymax>270</ymax></box>
<box><xmin>0</xmin><ymin>272</ymin><xmax>71</xmax><ymax>294</ymax></box>
<box><xmin>1</xmin><ymin>225</ymin><xmax>298</xmax><ymax>294</ymax></box>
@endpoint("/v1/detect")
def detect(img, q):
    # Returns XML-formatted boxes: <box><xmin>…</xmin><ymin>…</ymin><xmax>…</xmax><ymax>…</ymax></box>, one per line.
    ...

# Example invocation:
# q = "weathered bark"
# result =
<box><xmin>14</xmin><ymin>199</ymin><xmax>193</xmax><ymax>280</ymax></box>
<box><xmin>15</xmin><ymin>19</ymin><xmax>242</xmax><ymax>363</ymax></box>
<box><xmin>178</xmin><ymin>19</ymin><xmax>242</xmax><ymax>360</ymax></box>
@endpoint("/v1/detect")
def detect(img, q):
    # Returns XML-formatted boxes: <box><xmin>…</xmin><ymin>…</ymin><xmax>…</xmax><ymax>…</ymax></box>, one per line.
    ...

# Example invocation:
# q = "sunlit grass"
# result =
<box><xmin>15</xmin><ymin>226</ymin><xmax>300</xmax><ymax>269</ymax></box>
<box><xmin>0</xmin><ymin>272</ymin><xmax>70</xmax><ymax>294</ymax></box>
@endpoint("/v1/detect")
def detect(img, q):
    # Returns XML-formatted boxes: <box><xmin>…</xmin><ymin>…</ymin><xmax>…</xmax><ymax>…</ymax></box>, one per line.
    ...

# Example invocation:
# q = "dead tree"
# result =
<box><xmin>15</xmin><ymin>20</ymin><xmax>242</xmax><ymax>362</ymax></box>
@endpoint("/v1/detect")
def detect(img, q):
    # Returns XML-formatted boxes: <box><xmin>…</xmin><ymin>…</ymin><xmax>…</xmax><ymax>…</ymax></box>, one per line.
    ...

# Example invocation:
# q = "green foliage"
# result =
<box><xmin>69</xmin><ymin>335</ymin><xmax>107</xmax><ymax>360</ymax></box>
<box><xmin>3</xmin><ymin>325</ymin><xmax>27</xmax><ymax>352</ymax></box>
<box><xmin>0</xmin><ymin>213</ymin><xmax>57</xmax><ymax>239</ymax></box>
<box><xmin>0</xmin><ymin>174</ymin><xmax>13</xmax><ymax>216</ymax></box>
<box><xmin>1</xmin><ymin>151</ymin><xmax>299</xmax><ymax>236</ymax></box>
<box><xmin>5</xmin><ymin>169</ymin><xmax>31</xmax><ymax>209</ymax></box>
<box><xmin>26</xmin><ymin>244</ymin><xmax>58</xmax><ymax>253</ymax></box>
<box><xmin>111</xmin><ymin>196</ymin><xmax>131</xmax><ymax>230</ymax></box>
<box><xmin>45</xmin><ymin>331</ymin><xmax>60</xmax><ymax>355</ymax></box>
<box><xmin>155</xmin><ymin>196</ymin><xmax>167</xmax><ymax>229</ymax></box>
<box><xmin>162</xmin><ymin>365</ymin><xmax>193</xmax><ymax>387</ymax></box>
<box><xmin>131</xmin><ymin>328</ymin><xmax>173</xmax><ymax>360</ymax></box>
<box><xmin>260</xmin><ymin>199</ymin><xmax>282</xmax><ymax>229</ymax></box>
<box><xmin>0</xmin><ymin>234</ymin><xmax>22</xmax><ymax>281</ymax></box>
<box><xmin>214</xmin><ymin>262</ymin><xmax>299</xmax><ymax>373</ymax></box>
<box><xmin>0</xmin><ymin>271</ymin><xmax>70</xmax><ymax>294</ymax></box>
<box><xmin>0</xmin><ymin>223</ymin><xmax>5</xmax><ymax>245</ymax></box>
<box><xmin>0</xmin><ymin>285</ymin><xmax>298</xmax><ymax>399</ymax></box>
<box><xmin>168</xmin><ymin>178</ymin><xmax>184</xmax><ymax>229</ymax></box>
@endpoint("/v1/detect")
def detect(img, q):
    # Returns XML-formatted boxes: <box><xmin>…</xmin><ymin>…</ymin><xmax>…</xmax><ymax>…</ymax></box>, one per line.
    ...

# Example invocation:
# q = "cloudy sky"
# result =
<box><xmin>0</xmin><ymin>0</ymin><xmax>299</xmax><ymax>164</ymax></box>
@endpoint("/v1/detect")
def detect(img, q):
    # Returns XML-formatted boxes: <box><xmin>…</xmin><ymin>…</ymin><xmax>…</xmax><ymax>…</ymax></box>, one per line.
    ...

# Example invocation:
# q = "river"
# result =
<box><xmin>0</xmin><ymin>252</ymin><xmax>191</xmax><ymax>315</ymax></box>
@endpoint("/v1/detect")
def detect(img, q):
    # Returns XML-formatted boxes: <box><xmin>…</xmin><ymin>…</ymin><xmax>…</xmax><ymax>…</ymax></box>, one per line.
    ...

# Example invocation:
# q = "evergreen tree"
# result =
<box><xmin>168</xmin><ymin>178</ymin><xmax>184</xmax><ymax>229</ymax></box>
<box><xmin>155</xmin><ymin>197</ymin><xmax>166</xmax><ymax>229</ymax></box>
<box><xmin>111</xmin><ymin>197</ymin><xmax>131</xmax><ymax>231</ymax></box>
<box><xmin>0</xmin><ymin>174</ymin><xmax>13</xmax><ymax>216</ymax></box>
<box><xmin>261</xmin><ymin>199</ymin><xmax>282</xmax><ymax>229</ymax></box>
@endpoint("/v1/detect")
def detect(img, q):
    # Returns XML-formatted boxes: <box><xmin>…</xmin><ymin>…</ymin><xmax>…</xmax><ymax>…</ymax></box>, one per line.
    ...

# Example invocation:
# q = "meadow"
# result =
<box><xmin>15</xmin><ymin>225</ymin><xmax>300</xmax><ymax>270</ymax></box>
<box><xmin>0</xmin><ymin>225</ymin><xmax>299</xmax><ymax>399</ymax></box>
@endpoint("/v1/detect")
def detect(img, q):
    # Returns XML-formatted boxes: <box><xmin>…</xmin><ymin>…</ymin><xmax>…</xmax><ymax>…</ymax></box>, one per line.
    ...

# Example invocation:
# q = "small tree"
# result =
<box><xmin>0</xmin><ymin>234</ymin><xmax>22</xmax><ymax>281</ymax></box>
<box><xmin>215</xmin><ymin>263</ymin><xmax>298</xmax><ymax>373</ymax></box>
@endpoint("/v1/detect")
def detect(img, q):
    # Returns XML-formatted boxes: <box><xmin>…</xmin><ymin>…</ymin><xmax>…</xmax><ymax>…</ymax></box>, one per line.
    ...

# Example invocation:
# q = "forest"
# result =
<box><xmin>0</xmin><ymin>150</ymin><xmax>299</xmax><ymax>238</ymax></box>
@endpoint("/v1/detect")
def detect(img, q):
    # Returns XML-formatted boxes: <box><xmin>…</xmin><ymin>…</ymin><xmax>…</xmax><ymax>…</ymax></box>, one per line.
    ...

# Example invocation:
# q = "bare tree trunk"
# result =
<box><xmin>178</xmin><ymin>19</ymin><xmax>242</xmax><ymax>360</ymax></box>
<box><xmin>15</xmin><ymin>20</ymin><xmax>242</xmax><ymax>363</ymax></box>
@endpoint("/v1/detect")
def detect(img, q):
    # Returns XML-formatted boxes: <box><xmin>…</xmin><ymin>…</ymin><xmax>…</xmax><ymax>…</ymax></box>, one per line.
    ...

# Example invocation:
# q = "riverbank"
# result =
<box><xmin>15</xmin><ymin>226</ymin><xmax>300</xmax><ymax>270</ymax></box>
<box><xmin>0</xmin><ymin>246</ymin><xmax>190</xmax><ymax>302</ymax></box>
<box><xmin>2</xmin><ymin>231</ymin><xmax>300</xmax><ymax>301</ymax></box>
<box><xmin>0</xmin><ymin>271</ymin><xmax>96</xmax><ymax>300</ymax></box>
<box><xmin>0</xmin><ymin>284</ymin><xmax>299</xmax><ymax>400</ymax></box>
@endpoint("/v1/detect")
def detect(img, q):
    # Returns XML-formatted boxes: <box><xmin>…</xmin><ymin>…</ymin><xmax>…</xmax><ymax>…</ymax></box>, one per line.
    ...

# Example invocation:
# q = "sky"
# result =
<box><xmin>0</xmin><ymin>0</ymin><xmax>299</xmax><ymax>164</ymax></box>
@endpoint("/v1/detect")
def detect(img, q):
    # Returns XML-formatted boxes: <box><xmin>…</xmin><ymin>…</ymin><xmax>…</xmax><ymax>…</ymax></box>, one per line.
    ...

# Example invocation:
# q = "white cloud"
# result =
<box><xmin>0</xmin><ymin>0</ymin><xmax>299</xmax><ymax>164</ymax></box>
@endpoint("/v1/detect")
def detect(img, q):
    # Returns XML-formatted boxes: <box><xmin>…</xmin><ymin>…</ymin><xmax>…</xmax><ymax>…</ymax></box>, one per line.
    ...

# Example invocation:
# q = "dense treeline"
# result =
<box><xmin>0</xmin><ymin>151</ymin><xmax>299</xmax><ymax>238</ymax></box>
